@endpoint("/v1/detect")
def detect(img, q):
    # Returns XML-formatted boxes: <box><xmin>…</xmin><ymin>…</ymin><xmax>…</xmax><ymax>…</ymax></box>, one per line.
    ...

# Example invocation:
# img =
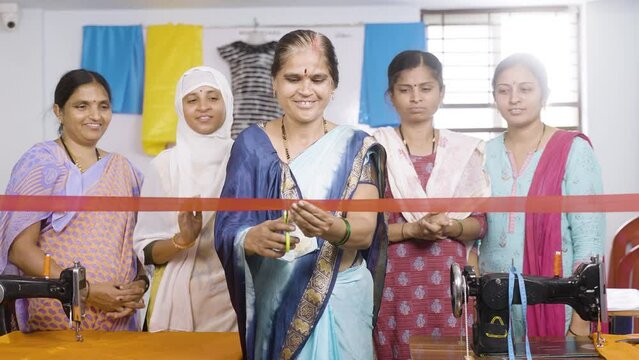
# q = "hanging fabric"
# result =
<box><xmin>141</xmin><ymin>24</ymin><xmax>203</xmax><ymax>155</ymax></box>
<box><xmin>218</xmin><ymin>41</ymin><xmax>282</xmax><ymax>139</ymax></box>
<box><xmin>81</xmin><ymin>25</ymin><xmax>145</xmax><ymax>114</ymax></box>
<box><xmin>359</xmin><ymin>22</ymin><xmax>426</xmax><ymax>127</ymax></box>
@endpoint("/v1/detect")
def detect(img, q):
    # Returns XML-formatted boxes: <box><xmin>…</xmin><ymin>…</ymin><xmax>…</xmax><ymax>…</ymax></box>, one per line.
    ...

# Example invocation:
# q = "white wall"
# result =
<box><xmin>584</xmin><ymin>0</ymin><xmax>639</xmax><ymax>258</ymax></box>
<box><xmin>0</xmin><ymin>9</ymin><xmax>44</xmax><ymax>188</ymax></box>
<box><xmin>4</xmin><ymin>6</ymin><xmax>417</xmax><ymax>184</ymax></box>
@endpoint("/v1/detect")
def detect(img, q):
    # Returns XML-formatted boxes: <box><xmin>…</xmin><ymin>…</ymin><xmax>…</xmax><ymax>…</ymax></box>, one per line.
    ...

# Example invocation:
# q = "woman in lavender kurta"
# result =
<box><xmin>0</xmin><ymin>70</ymin><xmax>147</xmax><ymax>332</ymax></box>
<box><xmin>373</xmin><ymin>51</ymin><xmax>490</xmax><ymax>360</ymax></box>
<box><xmin>479</xmin><ymin>54</ymin><xmax>605</xmax><ymax>338</ymax></box>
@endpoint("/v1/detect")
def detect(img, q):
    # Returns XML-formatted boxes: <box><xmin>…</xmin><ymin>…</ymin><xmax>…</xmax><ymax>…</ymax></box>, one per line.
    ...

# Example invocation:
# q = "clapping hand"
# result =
<box><xmin>175</xmin><ymin>210</ymin><xmax>203</xmax><ymax>248</ymax></box>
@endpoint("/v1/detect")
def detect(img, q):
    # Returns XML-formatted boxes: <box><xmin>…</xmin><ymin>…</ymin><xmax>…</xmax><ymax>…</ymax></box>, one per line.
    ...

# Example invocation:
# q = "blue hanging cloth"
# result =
<box><xmin>359</xmin><ymin>23</ymin><xmax>426</xmax><ymax>127</ymax></box>
<box><xmin>81</xmin><ymin>25</ymin><xmax>145</xmax><ymax>114</ymax></box>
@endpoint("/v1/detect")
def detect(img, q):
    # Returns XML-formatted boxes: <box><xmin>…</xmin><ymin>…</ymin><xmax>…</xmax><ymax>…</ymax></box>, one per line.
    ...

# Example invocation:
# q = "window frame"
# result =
<box><xmin>421</xmin><ymin>6</ymin><xmax>582</xmax><ymax>134</ymax></box>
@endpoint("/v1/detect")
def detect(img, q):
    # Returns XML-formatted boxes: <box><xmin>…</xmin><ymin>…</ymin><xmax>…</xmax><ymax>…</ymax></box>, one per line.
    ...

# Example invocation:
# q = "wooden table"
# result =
<box><xmin>409</xmin><ymin>335</ymin><xmax>602</xmax><ymax>359</ymax></box>
<box><xmin>0</xmin><ymin>330</ymin><xmax>242</xmax><ymax>360</ymax></box>
<box><xmin>609</xmin><ymin>310</ymin><xmax>639</xmax><ymax>317</ymax></box>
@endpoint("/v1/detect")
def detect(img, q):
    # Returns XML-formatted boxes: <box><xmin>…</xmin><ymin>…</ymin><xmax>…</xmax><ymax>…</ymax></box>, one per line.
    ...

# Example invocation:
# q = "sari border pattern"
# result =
<box><xmin>280</xmin><ymin>135</ymin><xmax>376</xmax><ymax>360</ymax></box>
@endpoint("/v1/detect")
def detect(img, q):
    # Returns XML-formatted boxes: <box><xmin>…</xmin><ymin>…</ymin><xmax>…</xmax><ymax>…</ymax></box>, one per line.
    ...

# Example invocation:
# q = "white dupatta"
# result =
<box><xmin>133</xmin><ymin>66</ymin><xmax>234</xmax><ymax>331</ymax></box>
<box><xmin>373</xmin><ymin>127</ymin><xmax>490</xmax><ymax>223</ymax></box>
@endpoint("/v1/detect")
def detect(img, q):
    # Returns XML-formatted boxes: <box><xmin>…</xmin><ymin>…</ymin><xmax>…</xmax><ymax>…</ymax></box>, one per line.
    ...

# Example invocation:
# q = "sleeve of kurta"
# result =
<box><xmin>0</xmin><ymin>144</ymin><xmax>66</xmax><ymax>274</ymax></box>
<box><xmin>132</xmin><ymin>156</ymin><xmax>175</xmax><ymax>265</ymax></box>
<box><xmin>563</xmin><ymin>137</ymin><xmax>606</xmax><ymax>269</ymax></box>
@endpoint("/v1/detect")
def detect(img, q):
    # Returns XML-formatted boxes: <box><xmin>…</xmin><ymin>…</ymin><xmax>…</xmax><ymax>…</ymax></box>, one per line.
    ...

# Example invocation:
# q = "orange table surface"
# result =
<box><xmin>0</xmin><ymin>330</ymin><xmax>242</xmax><ymax>360</ymax></box>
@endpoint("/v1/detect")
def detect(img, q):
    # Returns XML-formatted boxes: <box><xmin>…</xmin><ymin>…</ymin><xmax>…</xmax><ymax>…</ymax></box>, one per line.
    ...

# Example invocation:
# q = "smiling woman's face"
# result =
<box><xmin>272</xmin><ymin>46</ymin><xmax>335</xmax><ymax>125</ymax></box>
<box><xmin>55</xmin><ymin>81</ymin><xmax>112</xmax><ymax>147</ymax></box>
<box><xmin>182</xmin><ymin>85</ymin><xmax>226</xmax><ymax>135</ymax></box>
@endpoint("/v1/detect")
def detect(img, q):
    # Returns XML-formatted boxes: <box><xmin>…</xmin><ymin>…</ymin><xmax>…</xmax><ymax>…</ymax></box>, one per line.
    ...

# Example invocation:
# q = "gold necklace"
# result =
<box><xmin>505</xmin><ymin>123</ymin><xmax>546</xmax><ymax>153</ymax></box>
<box><xmin>398</xmin><ymin>125</ymin><xmax>436</xmax><ymax>156</ymax></box>
<box><xmin>281</xmin><ymin>115</ymin><xmax>328</xmax><ymax>163</ymax></box>
<box><xmin>59</xmin><ymin>137</ymin><xmax>101</xmax><ymax>173</ymax></box>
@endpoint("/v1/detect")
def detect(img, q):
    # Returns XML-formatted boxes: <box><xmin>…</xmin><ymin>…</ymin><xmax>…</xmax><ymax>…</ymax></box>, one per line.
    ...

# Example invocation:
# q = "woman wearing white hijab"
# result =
<box><xmin>133</xmin><ymin>66</ymin><xmax>237</xmax><ymax>332</ymax></box>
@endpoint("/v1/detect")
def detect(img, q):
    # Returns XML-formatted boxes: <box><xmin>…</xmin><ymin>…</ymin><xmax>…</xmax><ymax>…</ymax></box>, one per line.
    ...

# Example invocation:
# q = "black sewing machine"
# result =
<box><xmin>0</xmin><ymin>261</ymin><xmax>87</xmax><ymax>341</ymax></box>
<box><xmin>450</xmin><ymin>256</ymin><xmax>607</xmax><ymax>356</ymax></box>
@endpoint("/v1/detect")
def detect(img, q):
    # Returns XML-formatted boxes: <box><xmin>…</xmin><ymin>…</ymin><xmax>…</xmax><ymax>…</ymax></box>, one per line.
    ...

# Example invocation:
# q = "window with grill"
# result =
<box><xmin>422</xmin><ymin>7</ymin><xmax>580</xmax><ymax>140</ymax></box>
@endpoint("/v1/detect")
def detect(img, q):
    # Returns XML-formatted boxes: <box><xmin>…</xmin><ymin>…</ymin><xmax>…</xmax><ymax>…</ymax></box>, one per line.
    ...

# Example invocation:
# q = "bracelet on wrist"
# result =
<box><xmin>400</xmin><ymin>222</ymin><xmax>407</xmax><ymax>241</ymax></box>
<box><xmin>452</xmin><ymin>219</ymin><xmax>464</xmax><ymax>238</ymax></box>
<box><xmin>135</xmin><ymin>274</ymin><xmax>150</xmax><ymax>292</ymax></box>
<box><xmin>171</xmin><ymin>233</ymin><xmax>195</xmax><ymax>250</ymax></box>
<box><xmin>332</xmin><ymin>217</ymin><xmax>351</xmax><ymax>247</ymax></box>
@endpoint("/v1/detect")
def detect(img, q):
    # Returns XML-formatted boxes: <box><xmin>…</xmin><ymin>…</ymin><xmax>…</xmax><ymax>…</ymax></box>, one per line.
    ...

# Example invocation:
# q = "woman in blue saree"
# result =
<box><xmin>215</xmin><ymin>30</ymin><xmax>387</xmax><ymax>360</ymax></box>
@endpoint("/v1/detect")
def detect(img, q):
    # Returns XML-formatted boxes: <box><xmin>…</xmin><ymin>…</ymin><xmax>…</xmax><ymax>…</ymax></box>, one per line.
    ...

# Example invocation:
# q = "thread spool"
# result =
<box><xmin>553</xmin><ymin>251</ymin><xmax>562</xmax><ymax>277</ymax></box>
<box><xmin>43</xmin><ymin>253</ymin><xmax>51</xmax><ymax>278</ymax></box>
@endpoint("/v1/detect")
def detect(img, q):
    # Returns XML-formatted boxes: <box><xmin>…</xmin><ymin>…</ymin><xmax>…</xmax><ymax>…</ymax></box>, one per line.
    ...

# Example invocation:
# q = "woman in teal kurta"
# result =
<box><xmin>478</xmin><ymin>53</ymin><xmax>605</xmax><ymax>338</ymax></box>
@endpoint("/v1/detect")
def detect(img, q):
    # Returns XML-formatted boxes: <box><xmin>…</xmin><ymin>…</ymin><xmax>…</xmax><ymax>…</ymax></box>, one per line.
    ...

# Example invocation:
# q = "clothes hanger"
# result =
<box><xmin>245</xmin><ymin>17</ymin><xmax>267</xmax><ymax>45</ymax></box>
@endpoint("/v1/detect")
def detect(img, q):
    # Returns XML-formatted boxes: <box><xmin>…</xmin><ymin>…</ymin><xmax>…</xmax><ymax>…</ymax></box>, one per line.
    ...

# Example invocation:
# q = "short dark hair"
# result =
<box><xmin>492</xmin><ymin>53</ymin><xmax>549</xmax><ymax>104</ymax></box>
<box><xmin>387</xmin><ymin>50</ymin><xmax>444</xmax><ymax>95</ymax></box>
<box><xmin>271</xmin><ymin>29</ymin><xmax>339</xmax><ymax>88</ymax></box>
<box><xmin>54</xmin><ymin>69</ymin><xmax>111</xmax><ymax>134</ymax></box>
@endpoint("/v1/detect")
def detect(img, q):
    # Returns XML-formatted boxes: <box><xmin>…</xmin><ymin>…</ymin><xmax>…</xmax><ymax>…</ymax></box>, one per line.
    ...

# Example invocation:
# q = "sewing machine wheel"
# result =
<box><xmin>450</xmin><ymin>263</ymin><xmax>465</xmax><ymax>318</ymax></box>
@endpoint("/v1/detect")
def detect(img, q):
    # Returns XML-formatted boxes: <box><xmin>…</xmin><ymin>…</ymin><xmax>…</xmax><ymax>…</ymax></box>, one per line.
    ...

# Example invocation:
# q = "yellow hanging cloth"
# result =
<box><xmin>142</xmin><ymin>24</ymin><xmax>203</xmax><ymax>155</ymax></box>
<box><xmin>594</xmin><ymin>333</ymin><xmax>639</xmax><ymax>359</ymax></box>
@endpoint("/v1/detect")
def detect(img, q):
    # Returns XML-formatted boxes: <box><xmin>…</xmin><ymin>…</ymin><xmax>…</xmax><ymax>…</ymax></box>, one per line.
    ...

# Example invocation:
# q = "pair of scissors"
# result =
<box><xmin>283</xmin><ymin>210</ymin><xmax>291</xmax><ymax>253</ymax></box>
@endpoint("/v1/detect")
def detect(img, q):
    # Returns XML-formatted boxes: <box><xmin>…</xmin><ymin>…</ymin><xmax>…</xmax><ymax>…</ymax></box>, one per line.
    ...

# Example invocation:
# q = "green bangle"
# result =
<box><xmin>333</xmin><ymin>217</ymin><xmax>351</xmax><ymax>247</ymax></box>
<box><xmin>452</xmin><ymin>219</ymin><xmax>464</xmax><ymax>238</ymax></box>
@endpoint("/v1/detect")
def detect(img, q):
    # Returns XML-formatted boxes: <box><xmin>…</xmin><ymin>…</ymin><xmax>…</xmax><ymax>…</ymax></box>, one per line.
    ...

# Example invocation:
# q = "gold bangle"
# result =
<box><xmin>400</xmin><ymin>223</ymin><xmax>407</xmax><ymax>241</ymax></box>
<box><xmin>171</xmin><ymin>233</ymin><xmax>194</xmax><ymax>250</ymax></box>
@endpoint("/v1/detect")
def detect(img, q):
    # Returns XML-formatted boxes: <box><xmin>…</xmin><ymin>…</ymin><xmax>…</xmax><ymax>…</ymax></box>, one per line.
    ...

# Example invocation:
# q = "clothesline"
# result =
<box><xmin>205</xmin><ymin>22</ymin><xmax>365</xmax><ymax>29</ymax></box>
<box><xmin>141</xmin><ymin>21</ymin><xmax>365</xmax><ymax>30</ymax></box>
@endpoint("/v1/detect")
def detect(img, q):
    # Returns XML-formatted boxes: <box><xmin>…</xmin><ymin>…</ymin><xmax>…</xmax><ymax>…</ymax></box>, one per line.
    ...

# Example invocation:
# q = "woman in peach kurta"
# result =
<box><xmin>0</xmin><ymin>69</ymin><xmax>145</xmax><ymax>331</ymax></box>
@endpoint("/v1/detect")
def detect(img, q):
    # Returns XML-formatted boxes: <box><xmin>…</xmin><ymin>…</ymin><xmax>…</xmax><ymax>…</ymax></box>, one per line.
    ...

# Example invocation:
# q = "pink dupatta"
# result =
<box><xmin>524</xmin><ymin>130</ymin><xmax>591</xmax><ymax>336</ymax></box>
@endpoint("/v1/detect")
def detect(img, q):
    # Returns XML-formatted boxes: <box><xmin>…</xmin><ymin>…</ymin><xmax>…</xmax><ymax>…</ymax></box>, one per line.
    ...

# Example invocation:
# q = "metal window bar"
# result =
<box><xmin>421</xmin><ymin>6</ymin><xmax>581</xmax><ymax>131</ymax></box>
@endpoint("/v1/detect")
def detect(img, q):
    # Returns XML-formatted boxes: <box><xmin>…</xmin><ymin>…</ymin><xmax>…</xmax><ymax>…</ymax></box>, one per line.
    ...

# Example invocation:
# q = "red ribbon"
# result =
<box><xmin>0</xmin><ymin>194</ymin><xmax>637</xmax><ymax>212</ymax></box>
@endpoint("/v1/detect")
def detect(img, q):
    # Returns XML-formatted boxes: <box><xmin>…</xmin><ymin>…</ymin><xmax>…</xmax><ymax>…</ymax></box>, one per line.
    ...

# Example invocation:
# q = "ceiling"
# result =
<box><xmin>6</xmin><ymin>0</ymin><xmax>589</xmax><ymax>10</ymax></box>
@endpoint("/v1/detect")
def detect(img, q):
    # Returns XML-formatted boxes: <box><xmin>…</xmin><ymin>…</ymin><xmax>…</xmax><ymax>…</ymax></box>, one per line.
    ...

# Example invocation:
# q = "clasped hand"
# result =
<box><xmin>405</xmin><ymin>213</ymin><xmax>453</xmax><ymax>241</ymax></box>
<box><xmin>87</xmin><ymin>279</ymin><xmax>147</xmax><ymax>319</ymax></box>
